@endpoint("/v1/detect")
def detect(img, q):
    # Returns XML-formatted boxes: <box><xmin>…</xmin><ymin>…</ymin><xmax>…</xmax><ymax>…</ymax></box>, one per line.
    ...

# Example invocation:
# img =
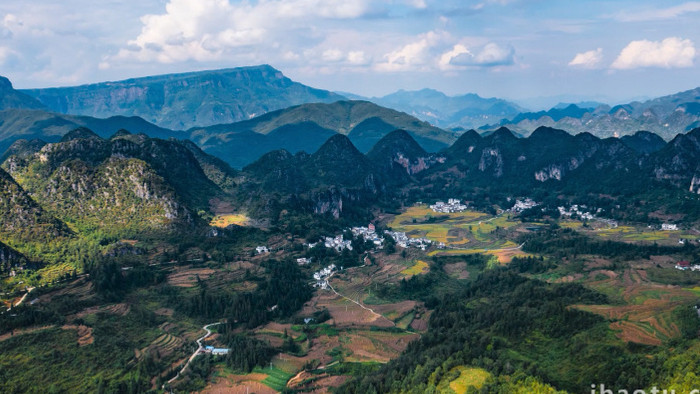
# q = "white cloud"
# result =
<box><xmin>439</xmin><ymin>42</ymin><xmax>514</xmax><ymax>69</ymax></box>
<box><xmin>408</xmin><ymin>0</ymin><xmax>428</xmax><ymax>9</ymax></box>
<box><xmin>347</xmin><ymin>51</ymin><xmax>369</xmax><ymax>65</ymax></box>
<box><xmin>322</xmin><ymin>49</ymin><xmax>345</xmax><ymax>62</ymax></box>
<box><xmin>109</xmin><ymin>0</ymin><xmax>372</xmax><ymax>65</ymax></box>
<box><xmin>611</xmin><ymin>37</ymin><xmax>696</xmax><ymax>70</ymax></box>
<box><xmin>0</xmin><ymin>47</ymin><xmax>16</xmax><ymax>65</ymax></box>
<box><xmin>613</xmin><ymin>2</ymin><xmax>700</xmax><ymax>22</ymax></box>
<box><xmin>568</xmin><ymin>48</ymin><xmax>603</xmax><ymax>69</ymax></box>
<box><xmin>439</xmin><ymin>44</ymin><xmax>471</xmax><ymax>70</ymax></box>
<box><xmin>376</xmin><ymin>30</ymin><xmax>449</xmax><ymax>72</ymax></box>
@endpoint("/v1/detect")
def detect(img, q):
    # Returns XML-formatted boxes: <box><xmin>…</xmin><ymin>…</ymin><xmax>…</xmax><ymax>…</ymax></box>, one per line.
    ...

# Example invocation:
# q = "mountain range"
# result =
<box><xmin>21</xmin><ymin>65</ymin><xmax>345</xmax><ymax>130</ymax></box>
<box><xmin>346</xmin><ymin>88</ymin><xmax>525</xmax><ymax>129</ymax></box>
<box><xmin>483</xmin><ymin>87</ymin><xmax>700</xmax><ymax>140</ymax></box>
<box><xmin>188</xmin><ymin>100</ymin><xmax>456</xmax><ymax>168</ymax></box>
<box><xmin>2</xmin><ymin>65</ymin><xmax>700</xmax><ymax>174</ymax></box>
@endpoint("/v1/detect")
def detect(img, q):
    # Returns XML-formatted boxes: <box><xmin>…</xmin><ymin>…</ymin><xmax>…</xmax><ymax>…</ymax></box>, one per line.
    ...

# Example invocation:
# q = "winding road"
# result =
<box><xmin>163</xmin><ymin>322</ymin><xmax>222</xmax><ymax>389</ymax></box>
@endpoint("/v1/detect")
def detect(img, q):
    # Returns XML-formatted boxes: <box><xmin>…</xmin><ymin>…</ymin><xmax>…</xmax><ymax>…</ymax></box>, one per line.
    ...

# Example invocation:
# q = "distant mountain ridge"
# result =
<box><xmin>484</xmin><ymin>87</ymin><xmax>700</xmax><ymax>140</ymax></box>
<box><xmin>353</xmin><ymin>88</ymin><xmax>524</xmax><ymax>129</ymax></box>
<box><xmin>21</xmin><ymin>65</ymin><xmax>346</xmax><ymax>130</ymax></box>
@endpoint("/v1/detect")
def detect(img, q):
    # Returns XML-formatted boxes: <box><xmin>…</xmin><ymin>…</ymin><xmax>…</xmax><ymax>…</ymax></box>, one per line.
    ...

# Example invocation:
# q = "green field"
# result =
<box><xmin>253</xmin><ymin>365</ymin><xmax>294</xmax><ymax>391</ymax></box>
<box><xmin>447</xmin><ymin>366</ymin><xmax>491</xmax><ymax>393</ymax></box>
<box><xmin>401</xmin><ymin>260</ymin><xmax>429</xmax><ymax>276</ymax></box>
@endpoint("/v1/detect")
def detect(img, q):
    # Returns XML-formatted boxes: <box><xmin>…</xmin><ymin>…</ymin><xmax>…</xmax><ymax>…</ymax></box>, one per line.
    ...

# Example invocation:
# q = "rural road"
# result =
<box><xmin>163</xmin><ymin>322</ymin><xmax>222</xmax><ymax>389</ymax></box>
<box><xmin>13</xmin><ymin>287</ymin><xmax>35</xmax><ymax>308</ymax></box>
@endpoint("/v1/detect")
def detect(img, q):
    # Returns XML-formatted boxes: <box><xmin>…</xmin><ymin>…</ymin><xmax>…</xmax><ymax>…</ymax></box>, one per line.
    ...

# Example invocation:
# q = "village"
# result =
<box><xmin>430</xmin><ymin>198</ymin><xmax>468</xmax><ymax>213</ymax></box>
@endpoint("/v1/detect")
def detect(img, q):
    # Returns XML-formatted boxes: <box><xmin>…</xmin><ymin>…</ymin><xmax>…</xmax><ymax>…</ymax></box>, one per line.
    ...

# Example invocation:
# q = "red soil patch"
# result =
<box><xmin>589</xmin><ymin>270</ymin><xmax>617</xmax><ymax>279</ymax></box>
<box><xmin>155</xmin><ymin>308</ymin><xmax>175</xmax><ymax>317</ymax></box>
<box><xmin>62</xmin><ymin>324</ymin><xmax>94</xmax><ymax>346</ymax></box>
<box><xmin>37</xmin><ymin>279</ymin><xmax>93</xmax><ymax>304</ymax></box>
<box><xmin>200</xmin><ymin>371</ymin><xmax>276</xmax><ymax>394</ymax></box>
<box><xmin>71</xmin><ymin>302</ymin><xmax>130</xmax><ymax>320</ymax></box>
<box><xmin>443</xmin><ymin>262</ymin><xmax>469</xmax><ymax>279</ymax></box>
<box><xmin>610</xmin><ymin>321</ymin><xmax>662</xmax><ymax>346</ymax></box>
<box><xmin>0</xmin><ymin>325</ymin><xmax>54</xmax><ymax>342</ymax></box>
<box><xmin>303</xmin><ymin>375</ymin><xmax>350</xmax><ymax>393</ymax></box>
<box><xmin>104</xmin><ymin>303</ymin><xmax>130</xmax><ymax>316</ymax></box>
<box><xmin>553</xmin><ymin>273</ymin><xmax>584</xmax><ymax>283</ymax></box>
<box><xmin>167</xmin><ymin>268</ymin><xmax>216</xmax><ymax>287</ymax></box>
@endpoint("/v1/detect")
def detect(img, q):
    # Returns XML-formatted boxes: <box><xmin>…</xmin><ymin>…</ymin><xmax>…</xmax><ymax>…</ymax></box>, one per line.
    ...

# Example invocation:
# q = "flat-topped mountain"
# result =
<box><xmin>22</xmin><ymin>65</ymin><xmax>345</xmax><ymax>130</ymax></box>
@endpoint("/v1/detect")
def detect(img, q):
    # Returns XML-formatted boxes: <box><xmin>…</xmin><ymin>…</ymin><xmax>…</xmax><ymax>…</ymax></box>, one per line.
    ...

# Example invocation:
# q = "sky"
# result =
<box><xmin>0</xmin><ymin>0</ymin><xmax>698</xmax><ymax>108</ymax></box>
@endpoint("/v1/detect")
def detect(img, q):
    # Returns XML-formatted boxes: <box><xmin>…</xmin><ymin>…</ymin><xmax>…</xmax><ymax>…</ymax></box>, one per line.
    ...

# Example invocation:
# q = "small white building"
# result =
<box><xmin>256</xmin><ymin>246</ymin><xmax>269</xmax><ymax>254</ymax></box>
<box><xmin>662</xmin><ymin>223</ymin><xmax>679</xmax><ymax>231</ymax></box>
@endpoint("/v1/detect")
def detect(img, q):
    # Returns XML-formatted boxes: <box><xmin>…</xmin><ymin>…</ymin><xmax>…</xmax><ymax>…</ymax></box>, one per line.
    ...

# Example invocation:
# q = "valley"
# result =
<box><xmin>0</xmin><ymin>67</ymin><xmax>699</xmax><ymax>393</ymax></box>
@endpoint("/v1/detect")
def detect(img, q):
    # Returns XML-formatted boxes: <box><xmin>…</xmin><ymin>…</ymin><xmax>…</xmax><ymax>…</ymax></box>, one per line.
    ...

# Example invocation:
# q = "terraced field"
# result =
<box><xmin>149</xmin><ymin>332</ymin><xmax>184</xmax><ymax>353</ymax></box>
<box><xmin>574</xmin><ymin>270</ymin><xmax>697</xmax><ymax>346</ymax></box>
<box><xmin>252</xmin><ymin>366</ymin><xmax>294</xmax><ymax>391</ymax></box>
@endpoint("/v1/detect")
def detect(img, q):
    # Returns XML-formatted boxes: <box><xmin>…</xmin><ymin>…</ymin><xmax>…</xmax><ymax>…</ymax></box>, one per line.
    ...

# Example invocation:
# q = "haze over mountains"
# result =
<box><xmin>345</xmin><ymin>88</ymin><xmax>525</xmax><ymax>129</ymax></box>
<box><xmin>1</xmin><ymin>64</ymin><xmax>700</xmax><ymax>171</ymax></box>
<box><xmin>483</xmin><ymin>87</ymin><xmax>700</xmax><ymax>140</ymax></box>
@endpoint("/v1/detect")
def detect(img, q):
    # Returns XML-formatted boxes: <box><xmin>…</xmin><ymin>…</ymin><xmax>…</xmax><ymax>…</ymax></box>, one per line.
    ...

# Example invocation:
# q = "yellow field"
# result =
<box><xmin>401</xmin><ymin>260</ymin><xmax>429</xmax><ymax>277</ymax></box>
<box><xmin>448</xmin><ymin>366</ymin><xmax>491</xmax><ymax>393</ymax></box>
<box><xmin>560</xmin><ymin>221</ymin><xmax>583</xmax><ymax>229</ymax></box>
<box><xmin>210</xmin><ymin>214</ymin><xmax>249</xmax><ymax>228</ymax></box>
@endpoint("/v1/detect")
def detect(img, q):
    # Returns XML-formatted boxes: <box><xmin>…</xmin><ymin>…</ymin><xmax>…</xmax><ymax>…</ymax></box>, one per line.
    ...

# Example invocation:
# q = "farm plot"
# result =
<box><xmin>166</xmin><ymin>267</ymin><xmax>216</xmax><ymax>287</ymax></box>
<box><xmin>574</xmin><ymin>270</ymin><xmax>697</xmax><ymax>346</ymax></box>
<box><xmin>209</xmin><ymin>214</ymin><xmax>249</xmax><ymax>228</ymax></box>
<box><xmin>401</xmin><ymin>260</ymin><xmax>429</xmax><ymax>277</ymax></box>
<box><xmin>201</xmin><ymin>369</ymin><xmax>276</xmax><ymax>394</ymax></box>
<box><xmin>388</xmin><ymin>205</ymin><xmax>526</xmax><ymax>260</ymax></box>
<box><xmin>61</xmin><ymin>325</ymin><xmax>94</xmax><ymax>346</ymax></box>
<box><xmin>339</xmin><ymin>329</ymin><xmax>419</xmax><ymax>364</ymax></box>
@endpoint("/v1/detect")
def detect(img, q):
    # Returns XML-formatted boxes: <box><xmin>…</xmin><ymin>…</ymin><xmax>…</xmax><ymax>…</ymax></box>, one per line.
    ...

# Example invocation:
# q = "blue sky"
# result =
<box><xmin>0</xmin><ymin>0</ymin><xmax>698</xmax><ymax>107</ymax></box>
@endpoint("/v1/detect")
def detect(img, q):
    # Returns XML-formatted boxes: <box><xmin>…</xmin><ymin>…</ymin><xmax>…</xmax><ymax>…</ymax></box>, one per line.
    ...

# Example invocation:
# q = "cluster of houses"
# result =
<box><xmin>675</xmin><ymin>261</ymin><xmax>700</xmax><ymax>271</ymax></box>
<box><xmin>430</xmin><ymin>199</ymin><xmax>468</xmax><ymax>213</ymax></box>
<box><xmin>296</xmin><ymin>257</ymin><xmax>312</xmax><ymax>265</ymax></box>
<box><xmin>323</xmin><ymin>235</ymin><xmax>353</xmax><ymax>252</ymax></box>
<box><xmin>203</xmin><ymin>346</ymin><xmax>229</xmax><ymax>356</ymax></box>
<box><xmin>385</xmin><ymin>230</ymin><xmax>432</xmax><ymax>250</ymax></box>
<box><xmin>558</xmin><ymin>205</ymin><xmax>618</xmax><ymax>227</ymax></box>
<box><xmin>509</xmin><ymin>198</ymin><xmax>539</xmax><ymax>213</ymax></box>
<box><xmin>558</xmin><ymin>204</ymin><xmax>599</xmax><ymax>221</ymax></box>
<box><xmin>313</xmin><ymin>264</ymin><xmax>337</xmax><ymax>289</ymax></box>
<box><xmin>350</xmin><ymin>223</ymin><xmax>384</xmax><ymax>246</ymax></box>
<box><xmin>661</xmin><ymin>223</ymin><xmax>679</xmax><ymax>231</ymax></box>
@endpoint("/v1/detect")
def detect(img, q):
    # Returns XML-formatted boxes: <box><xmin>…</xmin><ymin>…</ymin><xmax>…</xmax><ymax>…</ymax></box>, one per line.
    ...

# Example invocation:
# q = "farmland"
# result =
<box><xmin>209</xmin><ymin>214</ymin><xmax>250</xmax><ymax>228</ymax></box>
<box><xmin>388</xmin><ymin>204</ymin><xmax>529</xmax><ymax>263</ymax></box>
